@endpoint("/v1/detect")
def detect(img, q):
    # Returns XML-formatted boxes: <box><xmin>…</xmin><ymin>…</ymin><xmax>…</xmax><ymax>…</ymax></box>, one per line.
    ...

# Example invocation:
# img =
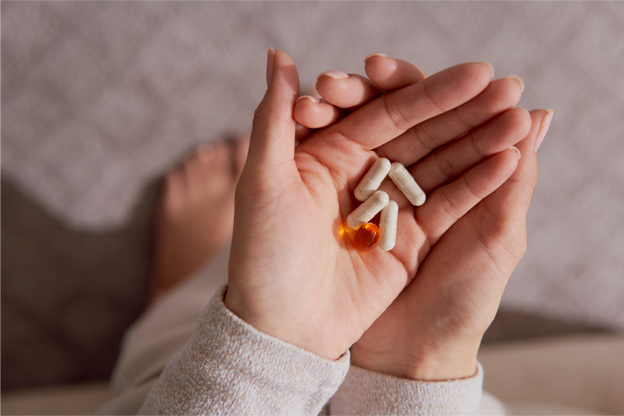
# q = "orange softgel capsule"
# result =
<box><xmin>353</xmin><ymin>223</ymin><xmax>380</xmax><ymax>253</ymax></box>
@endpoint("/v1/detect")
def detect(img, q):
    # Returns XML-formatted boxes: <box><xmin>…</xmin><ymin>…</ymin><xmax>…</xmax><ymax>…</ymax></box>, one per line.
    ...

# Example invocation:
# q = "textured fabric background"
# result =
<box><xmin>2</xmin><ymin>1</ymin><xmax>623</xmax><ymax>389</ymax></box>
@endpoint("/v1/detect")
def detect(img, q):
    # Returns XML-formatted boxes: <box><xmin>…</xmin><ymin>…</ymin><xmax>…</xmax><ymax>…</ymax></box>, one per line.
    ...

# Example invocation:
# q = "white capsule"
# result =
<box><xmin>379</xmin><ymin>200</ymin><xmax>398</xmax><ymax>251</ymax></box>
<box><xmin>354</xmin><ymin>158</ymin><xmax>392</xmax><ymax>202</ymax></box>
<box><xmin>388</xmin><ymin>162</ymin><xmax>426</xmax><ymax>206</ymax></box>
<box><xmin>346</xmin><ymin>191</ymin><xmax>389</xmax><ymax>230</ymax></box>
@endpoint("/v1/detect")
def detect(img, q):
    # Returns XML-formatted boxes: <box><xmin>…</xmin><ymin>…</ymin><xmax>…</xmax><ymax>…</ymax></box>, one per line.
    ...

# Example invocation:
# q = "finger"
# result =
<box><xmin>407</xmin><ymin>107</ymin><xmax>532</xmax><ymax>194</ymax></box>
<box><xmin>416</xmin><ymin>147</ymin><xmax>521</xmax><ymax>245</ymax></box>
<box><xmin>293</xmin><ymin>95</ymin><xmax>344</xmax><ymax>129</ymax></box>
<box><xmin>320</xmin><ymin>62</ymin><xmax>495</xmax><ymax>151</ymax></box>
<box><xmin>248</xmin><ymin>48</ymin><xmax>299</xmax><ymax>167</ymax></box>
<box><xmin>295</xmin><ymin>123</ymin><xmax>314</xmax><ymax>141</ymax></box>
<box><xmin>484</xmin><ymin>109</ymin><xmax>553</xmax><ymax>222</ymax></box>
<box><xmin>377</xmin><ymin>76</ymin><xmax>524</xmax><ymax>165</ymax></box>
<box><xmin>232</xmin><ymin>135</ymin><xmax>250</xmax><ymax>180</ymax></box>
<box><xmin>518</xmin><ymin>109</ymin><xmax>552</xmax><ymax>179</ymax></box>
<box><xmin>294</xmin><ymin>86</ymin><xmax>324</xmax><ymax>139</ymax></box>
<box><xmin>364</xmin><ymin>53</ymin><xmax>427</xmax><ymax>91</ymax></box>
<box><xmin>298</xmin><ymin>55</ymin><xmax>428</xmax><ymax>132</ymax></box>
<box><xmin>535</xmin><ymin>108</ymin><xmax>553</xmax><ymax>153</ymax></box>
<box><xmin>465</xmin><ymin>109</ymin><xmax>552</xmax><ymax>266</ymax></box>
<box><xmin>315</xmin><ymin>71</ymin><xmax>382</xmax><ymax>109</ymax></box>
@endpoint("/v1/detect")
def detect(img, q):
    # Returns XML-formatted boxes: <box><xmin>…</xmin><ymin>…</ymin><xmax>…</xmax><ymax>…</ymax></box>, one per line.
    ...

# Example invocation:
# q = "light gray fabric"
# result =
<box><xmin>102</xmin><ymin>261</ymin><xmax>486</xmax><ymax>415</ymax></box>
<box><xmin>331</xmin><ymin>364</ymin><xmax>484</xmax><ymax>415</ymax></box>
<box><xmin>137</xmin><ymin>286</ymin><xmax>350</xmax><ymax>415</ymax></box>
<box><xmin>109</xmin><ymin>285</ymin><xmax>483</xmax><ymax>415</ymax></box>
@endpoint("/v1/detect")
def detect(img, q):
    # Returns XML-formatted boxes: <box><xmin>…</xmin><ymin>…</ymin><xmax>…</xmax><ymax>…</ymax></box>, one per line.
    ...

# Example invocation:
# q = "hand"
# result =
<box><xmin>295</xmin><ymin>54</ymin><xmax>551</xmax><ymax>378</ymax></box>
<box><xmin>226</xmin><ymin>49</ymin><xmax>519</xmax><ymax>360</ymax></box>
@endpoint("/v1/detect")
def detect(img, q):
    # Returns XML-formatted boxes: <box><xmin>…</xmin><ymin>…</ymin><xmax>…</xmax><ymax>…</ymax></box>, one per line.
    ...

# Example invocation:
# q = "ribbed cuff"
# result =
<box><xmin>331</xmin><ymin>362</ymin><xmax>483</xmax><ymax>415</ymax></box>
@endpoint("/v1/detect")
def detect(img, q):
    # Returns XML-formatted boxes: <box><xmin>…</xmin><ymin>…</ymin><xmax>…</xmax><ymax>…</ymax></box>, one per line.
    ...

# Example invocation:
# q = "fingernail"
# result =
<box><xmin>481</xmin><ymin>62</ymin><xmax>495</xmax><ymax>79</ymax></box>
<box><xmin>506</xmin><ymin>75</ymin><xmax>524</xmax><ymax>92</ymax></box>
<box><xmin>318</xmin><ymin>70</ymin><xmax>349</xmax><ymax>80</ymax></box>
<box><xmin>535</xmin><ymin>109</ymin><xmax>554</xmax><ymax>151</ymax></box>
<box><xmin>296</xmin><ymin>95</ymin><xmax>320</xmax><ymax>104</ymax></box>
<box><xmin>510</xmin><ymin>146</ymin><xmax>522</xmax><ymax>159</ymax></box>
<box><xmin>364</xmin><ymin>53</ymin><xmax>389</xmax><ymax>63</ymax></box>
<box><xmin>266</xmin><ymin>48</ymin><xmax>276</xmax><ymax>88</ymax></box>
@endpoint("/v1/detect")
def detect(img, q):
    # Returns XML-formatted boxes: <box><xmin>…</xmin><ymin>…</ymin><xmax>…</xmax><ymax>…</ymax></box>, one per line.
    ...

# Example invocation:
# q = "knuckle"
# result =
<box><xmin>383</xmin><ymin>93</ymin><xmax>412</xmax><ymax>131</ymax></box>
<box><xmin>421</xmin><ymin>79</ymin><xmax>445</xmax><ymax>113</ymax></box>
<box><xmin>432</xmin><ymin>147</ymin><xmax>459</xmax><ymax>183</ymax></box>
<box><xmin>413</xmin><ymin>122</ymin><xmax>439</xmax><ymax>152</ymax></box>
<box><xmin>439</xmin><ymin>189</ymin><xmax>463</xmax><ymax>220</ymax></box>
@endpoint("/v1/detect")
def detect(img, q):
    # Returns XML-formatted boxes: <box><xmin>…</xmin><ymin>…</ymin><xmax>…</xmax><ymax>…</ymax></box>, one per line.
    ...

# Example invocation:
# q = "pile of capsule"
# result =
<box><xmin>346</xmin><ymin>159</ymin><xmax>426</xmax><ymax>253</ymax></box>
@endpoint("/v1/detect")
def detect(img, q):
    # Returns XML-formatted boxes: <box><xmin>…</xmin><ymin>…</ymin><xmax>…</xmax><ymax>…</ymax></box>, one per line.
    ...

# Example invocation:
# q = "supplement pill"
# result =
<box><xmin>388</xmin><ymin>162</ymin><xmax>426</xmax><ymax>206</ymax></box>
<box><xmin>354</xmin><ymin>158</ymin><xmax>391</xmax><ymax>202</ymax></box>
<box><xmin>346</xmin><ymin>190</ymin><xmax>389</xmax><ymax>230</ymax></box>
<box><xmin>353</xmin><ymin>223</ymin><xmax>380</xmax><ymax>253</ymax></box>
<box><xmin>379</xmin><ymin>200</ymin><xmax>398</xmax><ymax>251</ymax></box>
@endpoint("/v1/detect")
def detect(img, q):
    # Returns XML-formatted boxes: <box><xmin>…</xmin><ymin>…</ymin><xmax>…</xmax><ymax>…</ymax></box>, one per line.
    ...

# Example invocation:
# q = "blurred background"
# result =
<box><xmin>2</xmin><ymin>1</ymin><xmax>623</xmax><ymax>414</ymax></box>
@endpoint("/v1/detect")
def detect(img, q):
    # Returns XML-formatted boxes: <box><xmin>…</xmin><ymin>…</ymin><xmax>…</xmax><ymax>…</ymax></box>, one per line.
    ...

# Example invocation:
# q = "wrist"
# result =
<box><xmin>224</xmin><ymin>285</ymin><xmax>346</xmax><ymax>361</ymax></box>
<box><xmin>351</xmin><ymin>340</ymin><xmax>481</xmax><ymax>381</ymax></box>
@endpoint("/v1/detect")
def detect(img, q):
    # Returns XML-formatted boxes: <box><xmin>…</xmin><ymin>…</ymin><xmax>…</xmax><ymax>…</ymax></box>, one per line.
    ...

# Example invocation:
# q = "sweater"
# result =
<box><xmin>131</xmin><ymin>286</ymin><xmax>484</xmax><ymax>415</ymax></box>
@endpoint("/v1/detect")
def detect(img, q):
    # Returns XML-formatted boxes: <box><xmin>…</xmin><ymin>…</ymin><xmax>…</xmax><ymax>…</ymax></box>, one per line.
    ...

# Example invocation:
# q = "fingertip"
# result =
<box><xmin>509</xmin><ymin>146</ymin><xmax>522</xmax><ymax>160</ymax></box>
<box><xmin>364</xmin><ymin>52</ymin><xmax>390</xmax><ymax>64</ymax></box>
<box><xmin>480</xmin><ymin>61</ymin><xmax>495</xmax><ymax>79</ymax></box>
<box><xmin>364</xmin><ymin>55</ymin><xmax>400</xmax><ymax>89</ymax></box>
<box><xmin>365</xmin><ymin>55</ymin><xmax>428</xmax><ymax>92</ymax></box>
<box><xmin>497</xmin><ymin>109</ymin><xmax>545</xmax><ymax>184</ymax></box>
<box><xmin>250</xmin><ymin>48</ymin><xmax>300</xmax><ymax>165</ymax></box>
<box><xmin>507</xmin><ymin>107</ymin><xmax>533</xmax><ymax>138</ymax></box>
<box><xmin>489</xmin><ymin>147</ymin><xmax>521</xmax><ymax>184</ymax></box>
<box><xmin>317</xmin><ymin>70</ymin><xmax>349</xmax><ymax>81</ymax></box>
<box><xmin>316</xmin><ymin>72</ymin><xmax>381</xmax><ymax>109</ymax></box>
<box><xmin>273</xmin><ymin>49</ymin><xmax>295</xmax><ymax>67</ymax></box>
<box><xmin>529</xmin><ymin>108</ymin><xmax>551</xmax><ymax>122</ymax></box>
<box><xmin>315</xmin><ymin>73</ymin><xmax>350</xmax><ymax>98</ymax></box>
<box><xmin>294</xmin><ymin>94</ymin><xmax>341</xmax><ymax>129</ymax></box>
<box><xmin>535</xmin><ymin>109</ymin><xmax>553</xmax><ymax>152</ymax></box>
<box><xmin>452</xmin><ymin>62</ymin><xmax>496</xmax><ymax>91</ymax></box>
<box><xmin>474</xmin><ymin>78</ymin><xmax>523</xmax><ymax>116</ymax></box>
<box><xmin>420</xmin><ymin>62</ymin><xmax>493</xmax><ymax>113</ymax></box>
<box><xmin>470</xmin><ymin>61</ymin><xmax>496</xmax><ymax>85</ymax></box>
<box><xmin>527</xmin><ymin>109</ymin><xmax>552</xmax><ymax>151</ymax></box>
<box><xmin>270</xmin><ymin>49</ymin><xmax>299</xmax><ymax>95</ymax></box>
<box><xmin>296</xmin><ymin>95</ymin><xmax>320</xmax><ymax>105</ymax></box>
<box><xmin>505</xmin><ymin>75</ymin><xmax>525</xmax><ymax>92</ymax></box>
<box><xmin>491</xmin><ymin>146</ymin><xmax>522</xmax><ymax>177</ymax></box>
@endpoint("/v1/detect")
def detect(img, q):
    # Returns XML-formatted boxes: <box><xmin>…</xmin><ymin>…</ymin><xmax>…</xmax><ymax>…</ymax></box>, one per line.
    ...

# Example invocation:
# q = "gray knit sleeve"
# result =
<box><xmin>330</xmin><ymin>363</ymin><xmax>483</xmax><ymax>415</ymax></box>
<box><xmin>138</xmin><ymin>286</ymin><xmax>350</xmax><ymax>415</ymax></box>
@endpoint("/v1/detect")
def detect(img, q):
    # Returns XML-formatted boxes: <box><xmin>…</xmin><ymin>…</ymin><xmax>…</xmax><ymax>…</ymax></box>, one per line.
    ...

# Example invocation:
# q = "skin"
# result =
<box><xmin>225</xmin><ymin>49</ymin><xmax>526</xmax><ymax>364</ymax></box>
<box><xmin>150</xmin><ymin>139</ymin><xmax>249</xmax><ymax>303</ymax></box>
<box><xmin>295</xmin><ymin>54</ymin><xmax>552</xmax><ymax>379</ymax></box>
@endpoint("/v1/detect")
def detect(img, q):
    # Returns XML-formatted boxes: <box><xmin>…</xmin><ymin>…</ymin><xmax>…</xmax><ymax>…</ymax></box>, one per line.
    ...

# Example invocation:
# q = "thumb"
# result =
<box><xmin>248</xmin><ymin>48</ymin><xmax>300</xmax><ymax>168</ymax></box>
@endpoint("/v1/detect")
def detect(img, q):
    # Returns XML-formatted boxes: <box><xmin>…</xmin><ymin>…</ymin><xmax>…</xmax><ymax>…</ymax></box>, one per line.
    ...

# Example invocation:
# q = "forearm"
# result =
<box><xmin>139</xmin><ymin>286</ymin><xmax>350</xmax><ymax>415</ymax></box>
